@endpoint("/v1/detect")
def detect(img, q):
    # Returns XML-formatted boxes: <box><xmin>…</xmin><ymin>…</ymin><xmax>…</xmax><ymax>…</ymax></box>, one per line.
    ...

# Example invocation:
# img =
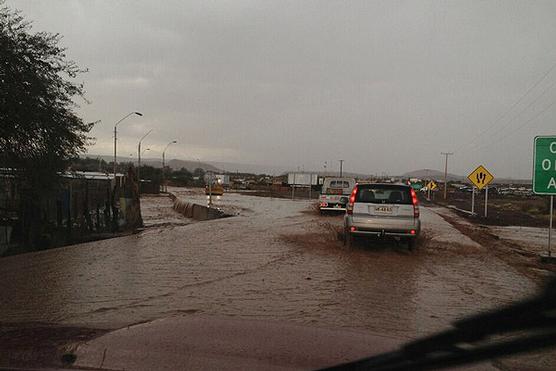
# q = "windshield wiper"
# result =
<box><xmin>320</xmin><ymin>276</ymin><xmax>556</xmax><ymax>370</ymax></box>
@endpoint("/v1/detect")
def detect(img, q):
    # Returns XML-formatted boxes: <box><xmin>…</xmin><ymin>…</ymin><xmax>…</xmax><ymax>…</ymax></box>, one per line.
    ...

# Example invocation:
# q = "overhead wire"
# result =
<box><xmin>467</xmin><ymin>77</ymin><xmax>556</xmax><ymax>151</ymax></box>
<box><xmin>455</xmin><ymin>59</ymin><xmax>556</xmax><ymax>153</ymax></box>
<box><xmin>472</xmin><ymin>95</ymin><xmax>556</xmax><ymax>152</ymax></box>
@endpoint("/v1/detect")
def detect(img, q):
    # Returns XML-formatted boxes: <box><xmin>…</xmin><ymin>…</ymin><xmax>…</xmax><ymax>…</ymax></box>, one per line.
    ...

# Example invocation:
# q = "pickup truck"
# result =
<box><xmin>318</xmin><ymin>177</ymin><xmax>356</xmax><ymax>213</ymax></box>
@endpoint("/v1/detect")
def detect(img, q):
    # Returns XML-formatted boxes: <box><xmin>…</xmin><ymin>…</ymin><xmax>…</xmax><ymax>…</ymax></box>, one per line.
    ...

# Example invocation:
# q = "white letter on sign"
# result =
<box><xmin>549</xmin><ymin>177</ymin><xmax>556</xmax><ymax>189</ymax></box>
<box><xmin>542</xmin><ymin>159</ymin><xmax>551</xmax><ymax>171</ymax></box>
<box><xmin>551</xmin><ymin>142</ymin><xmax>556</xmax><ymax>153</ymax></box>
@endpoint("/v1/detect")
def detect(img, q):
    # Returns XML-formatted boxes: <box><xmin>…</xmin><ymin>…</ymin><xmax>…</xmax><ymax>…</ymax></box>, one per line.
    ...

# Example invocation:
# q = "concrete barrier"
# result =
<box><xmin>168</xmin><ymin>192</ymin><xmax>228</xmax><ymax>221</ymax></box>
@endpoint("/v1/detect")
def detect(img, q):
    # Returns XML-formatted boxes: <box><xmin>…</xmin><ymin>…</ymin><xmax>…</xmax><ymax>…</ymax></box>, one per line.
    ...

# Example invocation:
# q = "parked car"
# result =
<box><xmin>344</xmin><ymin>183</ymin><xmax>421</xmax><ymax>249</ymax></box>
<box><xmin>318</xmin><ymin>177</ymin><xmax>356</xmax><ymax>212</ymax></box>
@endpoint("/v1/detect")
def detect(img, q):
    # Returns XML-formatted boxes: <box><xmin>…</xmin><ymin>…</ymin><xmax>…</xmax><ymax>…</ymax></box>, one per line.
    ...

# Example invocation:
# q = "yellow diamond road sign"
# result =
<box><xmin>427</xmin><ymin>181</ymin><xmax>438</xmax><ymax>190</ymax></box>
<box><xmin>468</xmin><ymin>165</ymin><xmax>494</xmax><ymax>190</ymax></box>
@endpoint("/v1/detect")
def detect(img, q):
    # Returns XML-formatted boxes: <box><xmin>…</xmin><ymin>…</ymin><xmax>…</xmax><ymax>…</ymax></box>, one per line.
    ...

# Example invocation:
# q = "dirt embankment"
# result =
<box><xmin>425</xmin><ymin>191</ymin><xmax>553</xmax><ymax>228</ymax></box>
<box><xmin>435</xmin><ymin>211</ymin><xmax>556</xmax><ymax>285</ymax></box>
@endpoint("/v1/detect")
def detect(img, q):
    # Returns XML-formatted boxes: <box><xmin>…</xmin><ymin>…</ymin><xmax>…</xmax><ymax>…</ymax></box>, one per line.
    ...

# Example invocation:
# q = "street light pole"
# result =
<box><xmin>441</xmin><ymin>152</ymin><xmax>454</xmax><ymax>200</ymax></box>
<box><xmin>113</xmin><ymin>111</ymin><xmax>143</xmax><ymax>179</ymax></box>
<box><xmin>137</xmin><ymin>129</ymin><xmax>153</xmax><ymax>194</ymax></box>
<box><xmin>339</xmin><ymin>160</ymin><xmax>344</xmax><ymax>177</ymax></box>
<box><xmin>162</xmin><ymin>140</ymin><xmax>177</xmax><ymax>192</ymax></box>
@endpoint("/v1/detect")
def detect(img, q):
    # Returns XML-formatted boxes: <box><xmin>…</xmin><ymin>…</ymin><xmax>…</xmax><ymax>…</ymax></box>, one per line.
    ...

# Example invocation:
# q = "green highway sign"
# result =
<box><xmin>533</xmin><ymin>136</ymin><xmax>556</xmax><ymax>195</ymax></box>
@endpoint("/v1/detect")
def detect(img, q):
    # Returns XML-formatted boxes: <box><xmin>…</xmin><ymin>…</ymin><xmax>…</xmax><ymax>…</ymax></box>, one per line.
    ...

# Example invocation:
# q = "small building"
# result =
<box><xmin>287</xmin><ymin>172</ymin><xmax>318</xmax><ymax>186</ymax></box>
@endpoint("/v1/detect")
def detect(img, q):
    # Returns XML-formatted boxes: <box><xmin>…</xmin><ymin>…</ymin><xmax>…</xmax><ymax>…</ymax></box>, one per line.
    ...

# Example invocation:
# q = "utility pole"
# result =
<box><xmin>441</xmin><ymin>152</ymin><xmax>454</xmax><ymax>200</ymax></box>
<box><xmin>339</xmin><ymin>160</ymin><xmax>344</xmax><ymax>177</ymax></box>
<box><xmin>207</xmin><ymin>170</ymin><xmax>213</xmax><ymax>206</ymax></box>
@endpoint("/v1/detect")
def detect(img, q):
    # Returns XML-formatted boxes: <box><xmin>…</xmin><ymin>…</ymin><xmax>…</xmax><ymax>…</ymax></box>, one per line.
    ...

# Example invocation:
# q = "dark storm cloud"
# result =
<box><xmin>9</xmin><ymin>0</ymin><xmax>556</xmax><ymax>177</ymax></box>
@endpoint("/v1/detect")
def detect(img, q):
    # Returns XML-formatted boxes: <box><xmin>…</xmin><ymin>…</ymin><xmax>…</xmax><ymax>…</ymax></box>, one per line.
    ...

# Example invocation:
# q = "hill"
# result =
<box><xmin>80</xmin><ymin>155</ymin><xmax>219</xmax><ymax>172</ymax></box>
<box><xmin>142</xmin><ymin>158</ymin><xmax>220</xmax><ymax>172</ymax></box>
<box><xmin>206</xmin><ymin>161</ymin><xmax>286</xmax><ymax>175</ymax></box>
<box><xmin>402</xmin><ymin>168</ymin><xmax>531</xmax><ymax>185</ymax></box>
<box><xmin>402</xmin><ymin>169</ymin><xmax>464</xmax><ymax>182</ymax></box>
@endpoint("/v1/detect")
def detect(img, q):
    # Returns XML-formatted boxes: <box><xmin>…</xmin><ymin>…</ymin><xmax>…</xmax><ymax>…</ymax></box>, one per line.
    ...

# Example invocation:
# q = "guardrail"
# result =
<box><xmin>167</xmin><ymin>192</ymin><xmax>229</xmax><ymax>221</ymax></box>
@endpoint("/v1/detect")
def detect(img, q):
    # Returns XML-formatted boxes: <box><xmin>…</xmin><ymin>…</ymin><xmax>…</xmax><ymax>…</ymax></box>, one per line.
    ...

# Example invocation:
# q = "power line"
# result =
<box><xmin>472</xmin><ymin>96</ymin><xmax>556</xmax><ymax>151</ymax></box>
<box><xmin>441</xmin><ymin>152</ymin><xmax>453</xmax><ymax>200</ymax></box>
<box><xmin>455</xmin><ymin>59</ymin><xmax>556</xmax><ymax>153</ymax></box>
<box><xmin>468</xmin><ymin>77</ymin><xmax>556</xmax><ymax>151</ymax></box>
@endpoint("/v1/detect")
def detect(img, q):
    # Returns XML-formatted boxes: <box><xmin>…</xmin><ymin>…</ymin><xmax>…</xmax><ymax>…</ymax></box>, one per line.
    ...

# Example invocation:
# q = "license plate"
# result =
<box><xmin>328</xmin><ymin>188</ymin><xmax>343</xmax><ymax>195</ymax></box>
<box><xmin>375</xmin><ymin>206</ymin><xmax>393</xmax><ymax>213</ymax></box>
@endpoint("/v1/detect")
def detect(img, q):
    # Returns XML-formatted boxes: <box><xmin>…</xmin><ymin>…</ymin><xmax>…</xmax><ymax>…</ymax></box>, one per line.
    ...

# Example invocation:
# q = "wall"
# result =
<box><xmin>168</xmin><ymin>192</ymin><xmax>228</xmax><ymax>221</ymax></box>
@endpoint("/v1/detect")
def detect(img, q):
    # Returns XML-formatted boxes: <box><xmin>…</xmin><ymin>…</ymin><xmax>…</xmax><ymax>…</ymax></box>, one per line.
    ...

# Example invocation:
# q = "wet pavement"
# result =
<box><xmin>0</xmin><ymin>187</ymin><xmax>553</xmax><ymax>369</ymax></box>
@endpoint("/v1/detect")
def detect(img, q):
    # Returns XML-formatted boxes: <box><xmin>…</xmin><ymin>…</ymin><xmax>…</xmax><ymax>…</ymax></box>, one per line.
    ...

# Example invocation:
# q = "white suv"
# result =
<box><xmin>344</xmin><ymin>183</ymin><xmax>421</xmax><ymax>249</ymax></box>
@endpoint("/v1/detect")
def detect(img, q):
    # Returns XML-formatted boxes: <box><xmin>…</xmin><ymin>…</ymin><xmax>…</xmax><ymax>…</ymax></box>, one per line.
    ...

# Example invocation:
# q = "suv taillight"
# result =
<box><xmin>410</xmin><ymin>188</ymin><xmax>419</xmax><ymax>218</ymax></box>
<box><xmin>347</xmin><ymin>185</ymin><xmax>358</xmax><ymax>215</ymax></box>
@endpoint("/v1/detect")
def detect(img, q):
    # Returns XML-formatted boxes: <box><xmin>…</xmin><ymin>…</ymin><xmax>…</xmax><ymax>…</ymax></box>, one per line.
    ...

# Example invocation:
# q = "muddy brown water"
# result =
<box><xmin>0</xmin><ymin>189</ymin><xmax>551</xmax><ymax>368</ymax></box>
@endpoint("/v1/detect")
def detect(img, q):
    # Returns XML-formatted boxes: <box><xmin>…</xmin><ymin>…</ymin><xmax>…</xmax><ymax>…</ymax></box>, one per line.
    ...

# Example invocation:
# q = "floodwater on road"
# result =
<box><xmin>141</xmin><ymin>193</ymin><xmax>194</xmax><ymax>227</ymax></box>
<box><xmin>0</xmin><ymin>188</ymin><xmax>550</xmax><ymax>368</ymax></box>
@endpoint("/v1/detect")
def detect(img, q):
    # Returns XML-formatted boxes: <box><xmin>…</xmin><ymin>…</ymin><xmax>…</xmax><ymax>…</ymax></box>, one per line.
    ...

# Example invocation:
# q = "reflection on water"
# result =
<box><xmin>205</xmin><ymin>195</ymin><xmax>222</xmax><ymax>206</ymax></box>
<box><xmin>0</xmin><ymin>190</ymin><xmax>537</xmax><ymax>337</ymax></box>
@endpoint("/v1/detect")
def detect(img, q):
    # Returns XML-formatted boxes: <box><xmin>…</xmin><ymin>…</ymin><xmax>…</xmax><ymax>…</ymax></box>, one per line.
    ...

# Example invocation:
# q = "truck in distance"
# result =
<box><xmin>318</xmin><ymin>177</ymin><xmax>356</xmax><ymax>213</ymax></box>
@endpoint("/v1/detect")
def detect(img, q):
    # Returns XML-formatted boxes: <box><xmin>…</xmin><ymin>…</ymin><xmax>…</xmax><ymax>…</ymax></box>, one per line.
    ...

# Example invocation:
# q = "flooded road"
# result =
<box><xmin>140</xmin><ymin>193</ymin><xmax>194</xmax><ymax>228</ymax></box>
<box><xmin>0</xmin><ymin>188</ymin><xmax>550</xmax><ymax>369</ymax></box>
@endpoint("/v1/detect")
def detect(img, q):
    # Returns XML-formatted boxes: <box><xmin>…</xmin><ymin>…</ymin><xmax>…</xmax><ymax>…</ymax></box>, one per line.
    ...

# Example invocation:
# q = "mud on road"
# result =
<box><xmin>431</xmin><ymin>206</ymin><xmax>556</xmax><ymax>285</ymax></box>
<box><xmin>0</xmin><ymin>189</ymin><xmax>553</xmax><ymax>369</ymax></box>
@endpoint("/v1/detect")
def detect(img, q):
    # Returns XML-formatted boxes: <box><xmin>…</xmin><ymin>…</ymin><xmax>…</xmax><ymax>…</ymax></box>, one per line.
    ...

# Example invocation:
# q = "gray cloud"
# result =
<box><xmin>9</xmin><ymin>0</ymin><xmax>556</xmax><ymax>178</ymax></box>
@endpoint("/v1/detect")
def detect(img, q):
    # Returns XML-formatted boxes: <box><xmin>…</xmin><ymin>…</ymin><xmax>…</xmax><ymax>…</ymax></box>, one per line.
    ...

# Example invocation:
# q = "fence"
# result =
<box><xmin>1</xmin><ymin>170</ymin><xmax>141</xmax><ymax>255</ymax></box>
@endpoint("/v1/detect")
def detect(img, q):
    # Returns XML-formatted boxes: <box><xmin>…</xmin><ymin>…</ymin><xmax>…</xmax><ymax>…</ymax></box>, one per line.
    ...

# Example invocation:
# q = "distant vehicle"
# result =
<box><xmin>344</xmin><ymin>183</ymin><xmax>421</xmax><ymax>249</ymax></box>
<box><xmin>456</xmin><ymin>185</ymin><xmax>473</xmax><ymax>193</ymax></box>
<box><xmin>318</xmin><ymin>177</ymin><xmax>356</xmax><ymax>212</ymax></box>
<box><xmin>205</xmin><ymin>183</ymin><xmax>224</xmax><ymax>196</ymax></box>
<box><xmin>204</xmin><ymin>174</ymin><xmax>230</xmax><ymax>187</ymax></box>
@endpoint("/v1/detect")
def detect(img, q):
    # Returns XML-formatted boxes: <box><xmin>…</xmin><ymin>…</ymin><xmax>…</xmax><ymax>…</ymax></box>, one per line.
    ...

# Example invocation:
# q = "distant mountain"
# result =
<box><xmin>142</xmin><ymin>158</ymin><xmax>220</xmax><ymax>172</ymax></box>
<box><xmin>492</xmin><ymin>177</ymin><xmax>531</xmax><ymax>185</ymax></box>
<box><xmin>402</xmin><ymin>168</ymin><xmax>531</xmax><ymax>185</ymax></box>
<box><xmin>80</xmin><ymin>155</ymin><xmax>219</xmax><ymax>172</ymax></box>
<box><xmin>402</xmin><ymin>169</ymin><xmax>464</xmax><ymax>182</ymax></box>
<box><xmin>207</xmin><ymin>161</ymin><xmax>287</xmax><ymax>175</ymax></box>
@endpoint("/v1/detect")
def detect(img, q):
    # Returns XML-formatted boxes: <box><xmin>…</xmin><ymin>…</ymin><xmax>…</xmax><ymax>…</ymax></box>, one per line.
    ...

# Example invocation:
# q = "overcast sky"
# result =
<box><xmin>9</xmin><ymin>0</ymin><xmax>556</xmax><ymax>178</ymax></box>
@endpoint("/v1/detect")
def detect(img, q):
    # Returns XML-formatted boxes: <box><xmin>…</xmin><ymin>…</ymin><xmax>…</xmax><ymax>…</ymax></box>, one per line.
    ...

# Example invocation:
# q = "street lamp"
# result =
<box><xmin>162</xmin><ymin>140</ymin><xmax>177</xmax><ymax>192</ymax></box>
<box><xmin>137</xmin><ymin>129</ymin><xmax>153</xmax><ymax>193</ymax></box>
<box><xmin>113</xmin><ymin>111</ymin><xmax>143</xmax><ymax>179</ymax></box>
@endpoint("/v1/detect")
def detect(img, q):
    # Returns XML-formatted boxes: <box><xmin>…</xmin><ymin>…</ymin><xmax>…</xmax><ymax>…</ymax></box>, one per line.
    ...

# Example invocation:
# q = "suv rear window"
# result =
<box><xmin>329</xmin><ymin>180</ymin><xmax>351</xmax><ymax>188</ymax></box>
<box><xmin>356</xmin><ymin>185</ymin><xmax>412</xmax><ymax>205</ymax></box>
